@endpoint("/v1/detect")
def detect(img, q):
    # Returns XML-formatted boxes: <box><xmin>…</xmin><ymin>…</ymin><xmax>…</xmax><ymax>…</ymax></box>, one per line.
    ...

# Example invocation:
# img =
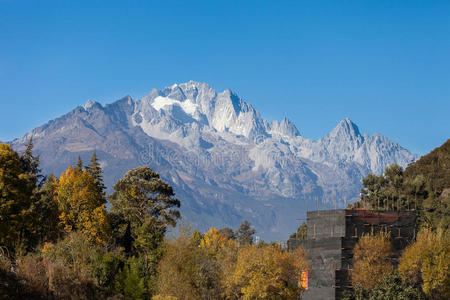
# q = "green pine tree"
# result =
<box><xmin>0</xmin><ymin>143</ymin><xmax>35</xmax><ymax>255</ymax></box>
<box><xmin>236</xmin><ymin>220</ymin><xmax>255</xmax><ymax>246</ymax></box>
<box><xmin>86</xmin><ymin>152</ymin><xmax>106</xmax><ymax>195</ymax></box>
<box><xmin>74</xmin><ymin>155</ymin><xmax>83</xmax><ymax>172</ymax></box>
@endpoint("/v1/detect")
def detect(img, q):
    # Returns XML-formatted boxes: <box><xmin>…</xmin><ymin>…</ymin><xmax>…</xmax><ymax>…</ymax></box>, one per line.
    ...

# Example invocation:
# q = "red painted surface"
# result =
<box><xmin>347</xmin><ymin>210</ymin><xmax>410</xmax><ymax>225</ymax></box>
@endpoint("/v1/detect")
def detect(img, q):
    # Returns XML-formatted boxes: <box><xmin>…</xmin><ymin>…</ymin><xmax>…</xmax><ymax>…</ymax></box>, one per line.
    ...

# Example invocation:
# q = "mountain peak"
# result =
<box><xmin>165</xmin><ymin>81</ymin><xmax>213</xmax><ymax>92</ymax></box>
<box><xmin>271</xmin><ymin>117</ymin><xmax>301</xmax><ymax>137</ymax></box>
<box><xmin>158</xmin><ymin>81</ymin><xmax>216</xmax><ymax>103</ymax></box>
<box><xmin>183</xmin><ymin>80</ymin><xmax>213</xmax><ymax>88</ymax></box>
<box><xmin>82</xmin><ymin>99</ymin><xmax>101</xmax><ymax>110</ymax></box>
<box><xmin>329</xmin><ymin>118</ymin><xmax>362</xmax><ymax>139</ymax></box>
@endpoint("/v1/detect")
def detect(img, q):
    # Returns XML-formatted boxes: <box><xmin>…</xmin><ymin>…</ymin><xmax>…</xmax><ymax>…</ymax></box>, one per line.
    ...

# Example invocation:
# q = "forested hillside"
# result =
<box><xmin>358</xmin><ymin>139</ymin><xmax>449</xmax><ymax>230</ymax></box>
<box><xmin>404</xmin><ymin>139</ymin><xmax>450</xmax><ymax>197</ymax></box>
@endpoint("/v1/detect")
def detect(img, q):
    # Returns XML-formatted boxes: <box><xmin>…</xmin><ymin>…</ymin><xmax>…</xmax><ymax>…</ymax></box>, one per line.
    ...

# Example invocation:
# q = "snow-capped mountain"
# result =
<box><xmin>12</xmin><ymin>81</ymin><xmax>418</xmax><ymax>240</ymax></box>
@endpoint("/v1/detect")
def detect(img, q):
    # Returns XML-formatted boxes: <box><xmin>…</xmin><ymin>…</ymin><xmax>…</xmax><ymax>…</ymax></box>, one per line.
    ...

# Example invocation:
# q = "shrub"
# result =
<box><xmin>16</xmin><ymin>255</ymin><xmax>49</xmax><ymax>295</ymax></box>
<box><xmin>115</xmin><ymin>256</ymin><xmax>146</xmax><ymax>300</ymax></box>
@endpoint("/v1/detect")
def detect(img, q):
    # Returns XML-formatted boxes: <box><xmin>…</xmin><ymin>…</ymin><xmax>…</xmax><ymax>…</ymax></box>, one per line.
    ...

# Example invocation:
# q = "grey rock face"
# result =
<box><xmin>11</xmin><ymin>81</ymin><xmax>418</xmax><ymax>241</ymax></box>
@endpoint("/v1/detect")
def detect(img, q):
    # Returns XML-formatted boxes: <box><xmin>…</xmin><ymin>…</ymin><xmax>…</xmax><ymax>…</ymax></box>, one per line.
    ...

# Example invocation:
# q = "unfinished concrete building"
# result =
<box><xmin>288</xmin><ymin>209</ymin><xmax>417</xmax><ymax>300</ymax></box>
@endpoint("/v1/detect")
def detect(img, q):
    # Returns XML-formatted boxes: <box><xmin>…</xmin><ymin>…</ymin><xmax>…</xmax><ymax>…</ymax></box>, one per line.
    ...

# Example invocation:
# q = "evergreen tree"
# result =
<box><xmin>20</xmin><ymin>137</ymin><xmax>43</xmax><ymax>188</ymax></box>
<box><xmin>109</xmin><ymin>166</ymin><xmax>181</xmax><ymax>296</ymax></box>
<box><xmin>34</xmin><ymin>174</ymin><xmax>61</xmax><ymax>244</ymax></box>
<box><xmin>109</xmin><ymin>166</ymin><xmax>181</xmax><ymax>255</ymax></box>
<box><xmin>74</xmin><ymin>155</ymin><xmax>83</xmax><ymax>172</ymax></box>
<box><xmin>0</xmin><ymin>140</ymin><xmax>59</xmax><ymax>253</ymax></box>
<box><xmin>86</xmin><ymin>152</ymin><xmax>106</xmax><ymax>196</ymax></box>
<box><xmin>236</xmin><ymin>220</ymin><xmax>255</xmax><ymax>246</ymax></box>
<box><xmin>0</xmin><ymin>143</ymin><xmax>34</xmax><ymax>254</ymax></box>
<box><xmin>19</xmin><ymin>138</ymin><xmax>54</xmax><ymax>251</ymax></box>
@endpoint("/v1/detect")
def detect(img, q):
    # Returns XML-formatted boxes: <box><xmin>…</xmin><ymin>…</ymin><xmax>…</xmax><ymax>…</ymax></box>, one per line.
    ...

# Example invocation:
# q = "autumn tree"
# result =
<box><xmin>155</xmin><ymin>227</ymin><xmax>222</xmax><ymax>300</ymax></box>
<box><xmin>55</xmin><ymin>165</ymin><xmax>109</xmax><ymax>243</ymax></box>
<box><xmin>223</xmin><ymin>244</ymin><xmax>308</xmax><ymax>300</ymax></box>
<box><xmin>200</xmin><ymin>227</ymin><xmax>235</xmax><ymax>257</ymax></box>
<box><xmin>351</xmin><ymin>231</ymin><xmax>393</xmax><ymax>291</ymax></box>
<box><xmin>351</xmin><ymin>231</ymin><xmax>393</xmax><ymax>293</ymax></box>
<box><xmin>399</xmin><ymin>228</ymin><xmax>450</xmax><ymax>300</ymax></box>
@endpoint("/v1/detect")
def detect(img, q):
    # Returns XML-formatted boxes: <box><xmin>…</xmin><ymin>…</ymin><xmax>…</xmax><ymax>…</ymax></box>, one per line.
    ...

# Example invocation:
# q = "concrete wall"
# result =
<box><xmin>307</xmin><ymin>210</ymin><xmax>346</xmax><ymax>239</ymax></box>
<box><xmin>301</xmin><ymin>237</ymin><xmax>342</xmax><ymax>300</ymax></box>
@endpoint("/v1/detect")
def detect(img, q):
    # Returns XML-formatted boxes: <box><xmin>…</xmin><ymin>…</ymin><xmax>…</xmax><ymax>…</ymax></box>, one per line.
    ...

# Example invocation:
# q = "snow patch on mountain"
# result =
<box><xmin>151</xmin><ymin>96</ymin><xmax>199</xmax><ymax>116</ymax></box>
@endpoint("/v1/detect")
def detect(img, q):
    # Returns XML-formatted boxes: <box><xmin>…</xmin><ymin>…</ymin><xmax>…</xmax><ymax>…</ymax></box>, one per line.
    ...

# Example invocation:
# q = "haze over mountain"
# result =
<box><xmin>12</xmin><ymin>81</ymin><xmax>418</xmax><ymax>240</ymax></box>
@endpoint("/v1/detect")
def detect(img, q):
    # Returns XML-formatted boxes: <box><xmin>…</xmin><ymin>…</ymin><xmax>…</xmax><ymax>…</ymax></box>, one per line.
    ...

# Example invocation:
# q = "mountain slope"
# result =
<box><xmin>404</xmin><ymin>139</ymin><xmax>450</xmax><ymax>197</ymax></box>
<box><xmin>12</xmin><ymin>81</ymin><xmax>418</xmax><ymax>240</ymax></box>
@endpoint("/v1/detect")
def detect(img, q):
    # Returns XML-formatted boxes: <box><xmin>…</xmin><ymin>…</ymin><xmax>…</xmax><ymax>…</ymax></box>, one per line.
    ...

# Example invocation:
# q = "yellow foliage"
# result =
<box><xmin>399</xmin><ymin>228</ymin><xmax>450</xmax><ymax>299</ymax></box>
<box><xmin>156</xmin><ymin>226</ymin><xmax>307</xmax><ymax>300</ymax></box>
<box><xmin>157</xmin><ymin>230</ymin><xmax>210</xmax><ymax>299</ymax></box>
<box><xmin>55</xmin><ymin>166</ymin><xmax>109</xmax><ymax>243</ymax></box>
<box><xmin>351</xmin><ymin>231</ymin><xmax>393</xmax><ymax>291</ymax></box>
<box><xmin>200</xmin><ymin>227</ymin><xmax>235</xmax><ymax>257</ymax></box>
<box><xmin>223</xmin><ymin>244</ymin><xmax>307</xmax><ymax>300</ymax></box>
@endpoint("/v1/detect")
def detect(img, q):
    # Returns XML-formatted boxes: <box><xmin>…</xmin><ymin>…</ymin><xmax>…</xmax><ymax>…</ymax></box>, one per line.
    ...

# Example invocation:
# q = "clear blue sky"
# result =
<box><xmin>1</xmin><ymin>0</ymin><xmax>449</xmax><ymax>154</ymax></box>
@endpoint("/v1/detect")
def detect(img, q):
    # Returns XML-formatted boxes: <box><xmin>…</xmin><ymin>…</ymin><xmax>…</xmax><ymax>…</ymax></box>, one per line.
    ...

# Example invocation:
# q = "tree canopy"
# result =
<box><xmin>351</xmin><ymin>231</ymin><xmax>394</xmax><ymax>291</ymax></box>
<box><xmin>55</xmin><ymin>165</ymin><xmax>109</xmax><ymax>243</ymax></box>
<box><xmin>109</xmin><ymin>166</ymin><xmax>181</xmax><ymax>255</ymax></box>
